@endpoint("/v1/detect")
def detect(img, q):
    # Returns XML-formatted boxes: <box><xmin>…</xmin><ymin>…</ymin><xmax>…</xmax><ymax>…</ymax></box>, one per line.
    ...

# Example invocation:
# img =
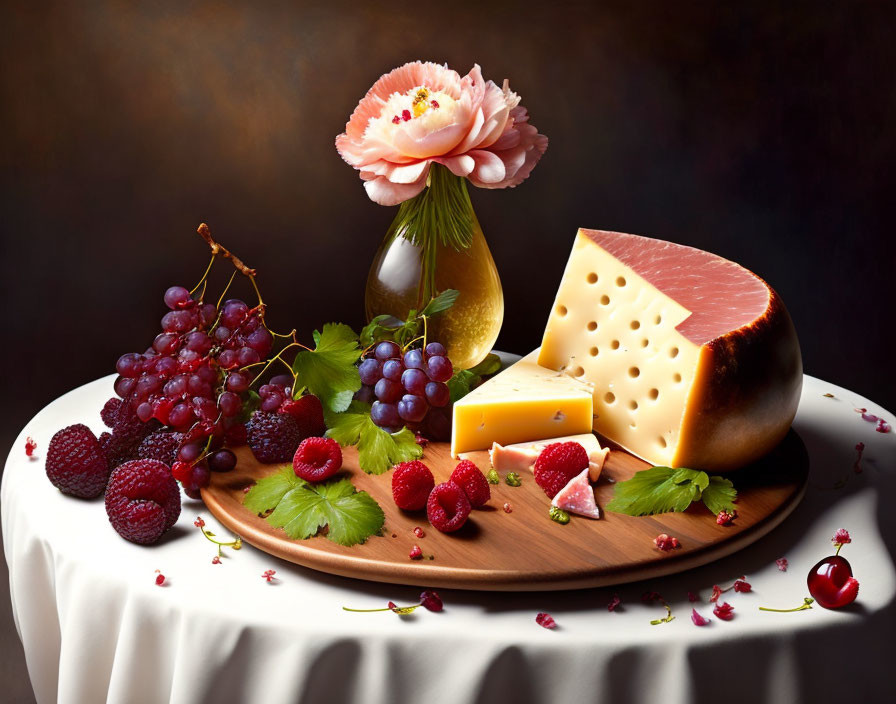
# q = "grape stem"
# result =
<box><xmin>197</xmin><ymin>223</ymin><xmax>256</xmax><ymax>278</ymax></box>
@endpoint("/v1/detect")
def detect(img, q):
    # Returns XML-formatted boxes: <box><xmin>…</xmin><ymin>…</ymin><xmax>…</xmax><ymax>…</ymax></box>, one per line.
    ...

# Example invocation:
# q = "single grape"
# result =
<box><xmin>169</xmin><ymin>402</ymin><xmax>195</xmax><ymax>429</ymax></box>
<box><xmin>270</xmin><ymin>374</ymin><xmax>293</xmax><ymax>388</ymax></box>
<box><xmin>221</xmin><ymin>299</ymin><xmax>249</xmax><ymax>328</ymax></box>
<box><xmin>199</xmin><ymin>302</ymin><xmax>217</xmax><ymax>327</ymax></box>
<box><xmin>208</xmin><ymin>449</ymin><xmax>237</xmax><ymax>473</ymax></box>
<box><xmin>354</xmin><ymin>384</ymin><xmax>376</xmax><ymax>404</ymax></box>
<box><xmin>374</xmin><ymin>378</ymin><xmax>403</xmax><ymax>404</ymax></box>
<box><xmin>177</xmin><ymin>441</ymin><xmax>203</xmax><ymax>463</ymax></box>
<box><xmin>193</xmin><ymin>397</ymin><xmax>218</xmax><ymax>421</ymax></box>
<box><xmin>426</xmin><ymin>355</ymin><xmax>453</xmax><ymax>383</ymax></box>
<box><xmin>183</xmin><ymin>464</ymin><xmax>211</xmax><ymax>493</ymax></box>
<box><xmin>116</xmin><ymin>353</ymin><xmax>143</xmax><ymax>378</ymax></box>
<box><xmin>164</xmin><ymin>375</ymin><xmax>187</xmax><ymax>398</ymax></box>
<box><xmin>401</xmin><ymin>368</ymin><xmax>428</xmax><ymax>396</ymax></box>
<box><xmin>242</xmin><ymin>315</ymin><xmax>260</xmax><ymax>333</ymax></box>
<box><xmin>403</xmin><ymin>348</ymin><xmax>425</xmax><ymax>370</ymax></box>
<box><xmin>217</xmin><ymin>349</ymin><xmax>237</xmax><ymax>369</ymax></box>
<box><xmin>358</xmin><ymin>358</ymin><xmax>382</xmax><ymax>385</ymax></box>
<box><xmin>135</xmin><ymin>374</ymin><xmax>162</xmax><ymax>399</ymax></box>
<box><xmin>236</xmin><ymin>347</ymin><xmax>261</xmax><ymax>367</ymax></box>
<box><xmin>382</xmin><ymin>359</ymin><xmax>404</xmax><ymax>381</ymax></box>
<box><xmin>114</xmin><ymin>376</ymin><xmax>136</xmax><ymax>398</ymax></box>
<box><xmin>246</xmin><ymin>328</ymin><xmax>272</xmax><ymax>356</ymax></box>
<box><xmin>425</xmin><ymin>381</ymin><xmax>450</xmax><ymax>407</ymax></box>
<box><xmin>213</xmin><ymin>326</ymin><xmax>231</xmax><ymax>343</ymax></box>
<box><xmin>260</xmin><ymin>396</ymin><xmax>282</xmax><ymax>412</ymax></box>
<box><xmin>163</xmin><ymin>286</ymin><xmax>193</xmax><ymax>310</ymax></box>
<box><xmin>425</xmin><ymin>342</ymin><xmax>447</xmax><ymax>357</ymax></box>
<box><xmin>153</xmin><ymin>333</ymin><xmax>180</xmax><ymax>355</ymax></box>
<box><xmin>196</xmin><ymin>363</ymin><xmax>218</xmax><ymax>385</ymax></box>
<box><xmin>155</xmin><ymin>356</ymin><xmax>177</xmax><ymax>379</ymax></box>
<box><xmin>226</xmin><ymin>371</ymin><xmax>249</xmax><ymax>393</ymax></box>
<box><xmin>136</xmin><ymin>402</ymin><xmax>154</xmax><ymax>422</ymax></box>
<box><xmin>397</xmin><ymin>394</ymin><xmax>428</xmax><ymax>423</ymax></box>
<box><xmin>374</xmin><ymin>341</ymin><xmax>401</xmax><ymax>361</ymax></box>
<box><xmin>371</xmin><ymin>401</ymin><xmax>400</xmax><ymax>428</ymax></box>
<box><xmin>218</xmin><ymin>391</ymin><xmax>242</xmax><ymax>417</ymax></box>
<box><xmin>161</xmin><ymin>310</ymin><xmax>194</xmax><ymax>333</ymax></box>
<box><xmin>185</xmin><ymin>331</ymin><xmax>213</xmax><ymax>355</ymax></box>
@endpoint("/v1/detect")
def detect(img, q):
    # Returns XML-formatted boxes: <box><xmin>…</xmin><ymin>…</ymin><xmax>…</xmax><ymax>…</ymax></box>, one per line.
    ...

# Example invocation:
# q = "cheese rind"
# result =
<box><xmin>450</xmin><ymin>352</ymin><xmax>594</xmax><ymax>457</ymax></box>
<box><xmin>538</xmin><ymin>229</ymin><xmax>802</xmax><ymax>470</ymax></box>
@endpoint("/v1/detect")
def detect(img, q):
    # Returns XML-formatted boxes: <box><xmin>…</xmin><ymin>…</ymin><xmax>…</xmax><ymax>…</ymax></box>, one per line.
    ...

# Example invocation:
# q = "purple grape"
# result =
<box><xmin>155</xmin><ymin>356</ymin><xmax>177</xmax><ymax>378</ymax></box>
<box><xmin>197</xmin><ymin>363</ymin><xmax>218</xmax><ymax>384</ymax></box>
<box><xmin>169</xmin><ymin>403</ymin><xmax>195</xmax><ymax>428</ymax></box>
<box><xmin>187</xmin><ymin>374</ymin><xmax>209</xmax><ymax>395</ymax></box>
<box><xmin>164</xmin><ymin>286</ymin><xmax>193</xmax><ymax>310</ymax></box>
<box><xmin>116</xmin><ymin>353</ymin><xmax>144</xmax><ymax>379</ymax></box>
<box><xmin>236</xmin><ymin>347</ymin><xmax>261</xmax><ymax>367</ymax></box>
<box><xmin>401</xmin><ymin>368</ymin><xmax>428</xmax><ymax>395</ymax></box>
<box><xmin>199</xmin><ymin>303</ymin><xmax>217</xmax><ymax>327</ymax></box>
<box><xmin>382</xmin><ymin>359</ymin><xmax>404</xmax><ymax>381</ymax></box>
<box><xmin>270</xmin><ymin>374</ymin><xmax>293</xmax><ymax>388</ymax></box>
<box><xmin>425</xmin><ymin>342</ymin><xmax>447</xmax><ymax>357</ymax></box>
<box><xmin>185</xmin><ymin>331</ymin><xmax>213</xmax><ymax>355</ymax></box>
<box><xmin>354</xmin><ymin>384</ymin><xmax>376</xmax><ymax>404</ymax></box>
<box><xmin>359</xmin><ymin>358</ymin><xmax>383</xmax><ymax>385</ymax></box>
<box><xmin>221</xmin><ymin>299</ymin><xmax>249</xmax><ymax>328</ymax></box>
<box><xmin>193</xmin><ymin>397</ymin><xmax>217</xmax><ymax>421</ymax></box>
<box><xmin>246</xmin><ymin>328</ymin><xmax>273</xmax><ymax>356</ymax></box>
<box><xmin>153</xmin><ymin>333</ymin><xmax>180</xmax><ymax>355</ymax></box>
<box><xmin>217</xmin><ymin>349</ymin><xmax>237</xmax><ymax>369</ymax></box>
<box><xmin>218</xmin><ymin>391</ymin><xmax>242</xmax><ymax>417</ymax></box>
<box><xmin>177</xmin><ymin>441</ymin><xmax>203</xmax><ymax>463</ymax></box>
<box><xmin>226</xmin><ymin>371</ymin><xmax>249</xmax><ymax>393</ymax></box>
<box><xmin>371</xmin><ymin>401</ymin><xmax>400</xmax><ymax>428</ymax></box>
<box><xmin>136</xmin><ymin>402</ymin><xmax>154</xmax><ymax>422</ymax></box>
<box><xmin>178</xmin><ymin>349</ymin><xmax>201</xmax><ymax>368</ymax></box>
<box><xmin>374</xmin><ymin>341</ymin><xmax>401</xmax><ymax>361</ymax></box>
<box><xmin>183</xmin><ymin>464</ymin><xmax>211</xmax><ymax>494</ymax></box>
<box><xmin>403</xmin><ymin>348</ymin><xmax>425</xmax><ymax>370</ymax></box>
<box><xmin>213</xmin><ymin>326</ymin><xmax>231</xmax><ymax>343</ymax></box>
<box><xmin>260</xmin><ymin>396</ymin><xmax>282</xmax><ymax>413</ymax></box>
<box><xmin>374</xmin><ymin>378</ymin><xmax>403</xmax><ymax>404</ymax></box>
<box><xmin>425</xmin><ymin>381</ymin><xmax>450</xmax><ymax>407</ymax></box>
<box><xmin>164</xmin><ymin>375</ymin><xmax>188</xmax><ymax>398</ymax></box>
<box><xmin>397</xmin><ymin>394</ymin><xmax>428</xmax><ymax>423</ymax></box>
<box><xmin>426</xmin><ymin>355</ymin><xmax>453</xmax><ymax>383</ymax></box>
<box><xmin>161</xmin><ymin>310</ymin><xmax>194</xmax><ymax>333</ymax></box>
<box><xmin>135</xmin><ymin>374</ymin><xmax>162</xmax><ymax>399</ymax></box>
<box><xmin>242</xmin><ymin>315</ymin><xmax>260</xmax><ymax>333</ymax></box>
<box><xmin>114</xmin><ymin>376</ymin><xmax>136</xmax><ymax>398</ymax></box>
<box><xmin>208</xmin><ymin>449</ymin><xmax>237</xmax><ymax>473</ymax></box>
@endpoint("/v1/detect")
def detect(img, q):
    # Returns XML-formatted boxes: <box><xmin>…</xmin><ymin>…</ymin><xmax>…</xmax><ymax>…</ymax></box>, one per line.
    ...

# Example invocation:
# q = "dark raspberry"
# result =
<box><xmin>101</xmin><ymin>403</ymin><xmax>159</xmax><ymax>468</ymax></box>
<box><xmin>104</xmin><ymin>459</ymin><xmax>181</xmax><ymax>544</ymax></box>
<box><xmin>246</xmin><ymin>411</ymin><xmax>302</xmax><ymax>464</ymax></box>
<box><xmin>45</xmin><ymin>424</ymin><xmax>111</xmax><ymax>498</ymax></box>
<box><xmin>391</xmin><ymin>460</ymin><xmax>435</xmax><ymax>511</ymax></box>
<box><xmin>449</xmin><ymin>459</ymin><xmax>491</xmax><ymax>508</ymax></box>
<box><xmin>101</xmin><ymin>397</ymin><xmax>123</xmax><ymax>427</ymax></box>
<box><xmin>279</xmin><ymin>394</ymin><xmax>326</xmax><ymax>440</ymax></box>
<box><xmin>533</xmin><ymin>442</ymin><xmax>589</xmax><ymax>498</ymax></box>
<box><xmin>137</xmin><ymin>431</ymin><xmax>184</xmax><ymax>465</ymax></box>
<box><xmin>293</xmin><ymin>437</ymin><xmax>342</xmax><ymax>482</ymax></box>
<box><xmin>426</xmin><ymin>481</ymin><xmax>471</xmax><ymax>533</ymax></box>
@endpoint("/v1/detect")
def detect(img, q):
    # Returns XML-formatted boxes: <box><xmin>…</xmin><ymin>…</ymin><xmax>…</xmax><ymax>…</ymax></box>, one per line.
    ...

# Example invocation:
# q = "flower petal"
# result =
<box><xmin>362</xmin><ymin>173</ymin><xmax>428</xmax><ymax>206</ymax></box>
<box><xmin>466</xmin><ymin>149</ymin><xmax>506</xmax><ymax>185</ymax></box>
<box><xmin>434</xmin><ymin>154</ymin><xmax>475</xmax><ymax>177</ymax></box>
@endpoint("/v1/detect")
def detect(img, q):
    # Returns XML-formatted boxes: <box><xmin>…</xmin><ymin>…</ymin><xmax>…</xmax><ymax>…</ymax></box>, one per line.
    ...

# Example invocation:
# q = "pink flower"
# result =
<box><xmin>832</xmin><ymin>529</ymin><xmax>851</xmax><ymax>546</ymax></box>
<box><xmin>336</xmin><ymin>62</ymin><xmax>548</xmax><ymax>205</ymax></box>
<box><xmin>691</xmin><ymin>609</ymin><xmax>710</xmax><ymax>626</ymax></box>
<box><xmin>713</xmin><ymin>602</ymin><xmax>735</xmax><ymax>620</ymax></box>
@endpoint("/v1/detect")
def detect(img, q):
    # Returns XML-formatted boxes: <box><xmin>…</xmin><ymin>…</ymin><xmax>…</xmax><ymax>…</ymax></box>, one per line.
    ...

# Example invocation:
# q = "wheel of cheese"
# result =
<box><xmin>538</xmin><ymin>229</ymin><xmax>802</xmax><ymax>471</ymax></box>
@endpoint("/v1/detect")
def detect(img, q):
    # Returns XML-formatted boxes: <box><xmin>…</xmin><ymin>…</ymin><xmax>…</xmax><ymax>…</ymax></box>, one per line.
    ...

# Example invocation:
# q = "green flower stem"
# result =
<box><xmin>199</xmin><ymin>526</ymin><xmax>242</xmax><ymax>557</ymax></box>
<box><xmin>650</xmin><ymin>602</ymin><xmax>675</xmax><ymax>625</ymax></box>
<box><xmin>759</xmin><ymin>597</ymin><xmax>814</xmax><ymax>613</ymax></box>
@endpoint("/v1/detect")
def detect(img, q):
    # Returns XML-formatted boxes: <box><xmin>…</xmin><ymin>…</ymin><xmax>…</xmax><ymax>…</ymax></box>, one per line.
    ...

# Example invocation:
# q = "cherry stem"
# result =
<box><xmin>835</xmin><ymin>543</ymin><xmax>843</xmax><ymax>556</ymax></box>
<box><xmin>342</xmin><ymin>603</ymin><xmax>421</xmax><ymax>614</ymax></box>
<box><xmin>759</xmin><ymin>597</ymin><xmax>814</xmax><ymax>613</ymax></box>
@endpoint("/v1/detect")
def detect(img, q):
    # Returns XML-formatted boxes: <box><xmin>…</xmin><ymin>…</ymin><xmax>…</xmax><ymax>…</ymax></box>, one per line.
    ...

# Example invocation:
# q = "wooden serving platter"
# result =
<box><xmin>202</xmin><ymin>431</ymin><xmax>808</xmax><ymax>591</ymax></box>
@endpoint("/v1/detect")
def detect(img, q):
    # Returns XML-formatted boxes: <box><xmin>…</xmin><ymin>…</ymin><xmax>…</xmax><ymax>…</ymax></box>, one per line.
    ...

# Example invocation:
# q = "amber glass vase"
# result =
<box><xmin>364</xmin><ymin>165</ymin><xmax>504</xmax><ymax>370</ymax></box>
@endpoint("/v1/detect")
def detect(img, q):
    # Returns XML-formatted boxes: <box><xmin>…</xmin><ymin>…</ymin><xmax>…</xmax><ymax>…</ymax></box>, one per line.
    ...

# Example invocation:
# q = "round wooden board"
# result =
<box><xmin>202</xmin><ymin>431</ymin><xmax>808</xmax><ymax>591</ymax></box>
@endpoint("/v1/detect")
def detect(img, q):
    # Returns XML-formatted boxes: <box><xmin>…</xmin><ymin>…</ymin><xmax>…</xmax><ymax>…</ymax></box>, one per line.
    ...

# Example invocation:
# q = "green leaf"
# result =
<box><xmin>292</xmin><ymin>323</ymin><xmax>362</xmax><ymax>413</ymax></box>
<box><xmin>359</xmin><ymin>315</ymin><xmax>399</xmax><ymax>348</ymax></box>
<box><xmin>312</xmin><ymin>329</ymin><xmax>321</xmax><ymax>347</ymax></box>
<box><xmin>420</xmin><ymin>289</ymin><xmax>459</xmax><ymax>317</ymax></box>
<box><xmin>701</xmin><ymin>476</ymin><xmax>738</xmax><ymax>514</ymax></box>
<box><xmin>447</xmin><ymin>369</ymin><xmax>478</xmax><ymax>403</ymax></box>
<box><xmin>325</xmin><ymin>402</ymin><xmax>423</xmax><ymax>474</ymax></box>
<box><xmin>468</xmin><ymin>353</ymin><xmax>502</xmax><ymax>377</ymax></box>
<box><xmin>243</xmin><ymin>470</ymin><xmax>385</xmax><ymax>546</ymax></box>
<box><xmin>606</xmin><ymin>466</ymin><xmax>702</xmax><ymax>516</ymax></box>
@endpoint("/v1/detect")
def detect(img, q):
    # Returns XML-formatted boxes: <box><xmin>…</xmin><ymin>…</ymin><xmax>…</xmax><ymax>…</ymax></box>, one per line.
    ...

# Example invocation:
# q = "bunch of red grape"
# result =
<box><xmin>357</xmin><ymin>341</ymin><xmax>453</xmax><ymax>437</ymax></box>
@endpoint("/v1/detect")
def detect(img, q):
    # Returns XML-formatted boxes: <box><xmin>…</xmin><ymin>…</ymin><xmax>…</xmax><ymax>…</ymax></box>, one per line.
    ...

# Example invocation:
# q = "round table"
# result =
<box><xmin>3</xmin><ymin>375</ymin><xmax>895</xmax><ymax>704</ymax></box>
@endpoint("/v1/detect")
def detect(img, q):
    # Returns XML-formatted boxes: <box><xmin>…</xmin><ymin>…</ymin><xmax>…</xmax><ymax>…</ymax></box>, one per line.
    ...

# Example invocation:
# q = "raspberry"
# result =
<box><xmin>293</xmin><ymin>437</ymin><xmax>342</xmax><ymax>482</ymax></box>
<box><xmin>45</xmin><ymin>424</ymin><xmax>111</xmax><ymax>498</ymax></box>
<box><xmin>104</xmin><ymin>459</ymin><xmax>181</xmax><ymax>544</ymax></box>
<box><xmin>391</xmin><ymin>460</ymin><xmax>435</xmax><ymax>511</ymax></box>
<box><xmin>279</xmin><ymin>394</ymin><xmax>326</xmax><ymax>440</ymax></box>
<box><xmin>533</xmin><ymin>442</ymin><xmax>589</xmax><ymax>498</ymax></box>
<box><xmin>246</xmin><ymin>411</ymin><xmax>302</xmax><ymax>464</ymax></box>
<box><xmin>449</xmin><ymin>460</ymin><xmax>491</xmax><ymax>508</ymax></box>
<box><xmin>100</xmin><ymin>397</ymin><xmax>123</xmax><ymax>427</ymax></box>
<box><xmin>426</xmin><ymin>481</ymin><xmax>471</xmax><ymax>533</ymax></box>
<box><xmin>137</xmin><ymin>431</ymin><xmax>184</xmax><ymax>465</ymax></box>
<box><xmin>101</xmin><ymin>403</ymin><xmax>158</xmax><ymax>469</ymax></box>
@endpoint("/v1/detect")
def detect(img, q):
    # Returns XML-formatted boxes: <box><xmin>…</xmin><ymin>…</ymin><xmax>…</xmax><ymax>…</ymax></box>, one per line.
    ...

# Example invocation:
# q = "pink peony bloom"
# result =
<box><xmin>336</xmin><ymin>62</ymin><xmax>548</xmax><ymax>205</ymax></box>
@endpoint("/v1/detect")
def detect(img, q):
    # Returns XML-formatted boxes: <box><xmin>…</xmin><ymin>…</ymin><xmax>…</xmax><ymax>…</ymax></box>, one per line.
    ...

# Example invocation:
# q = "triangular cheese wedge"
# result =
<box><xmin>551</xmin><ymin>468</ymin><xmax>600</xmax><ymax>519</ymax></box>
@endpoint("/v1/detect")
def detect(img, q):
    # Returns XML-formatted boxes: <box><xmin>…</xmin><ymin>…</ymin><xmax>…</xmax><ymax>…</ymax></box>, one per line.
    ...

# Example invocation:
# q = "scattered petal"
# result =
<box><xmin>262</xmin><ymin>569</ymin><xmax>277</xmax><ymax>583</ymax></box>
<box><xmin>193</xmin><ymin>517</ymin><xmax>206</xmax><ymax>528</ymax></box>
<box><xmin>776</xmin><ymin>557</ymin><xmax>789</xmax><ymax>572</ymax></box>
<box><xmin>535</xmin><ymin>612</ymin><xmax>557</xmax><ymax>629</ymax></box>
<box><xmin>420</xmin><ymin>590</ymin><xmax>443</xmax><ymax>612</ymax></box>
<box><xmin>25</xmin><ymin>437</ymin><xmax>37</xmax><ymax>457</ymax></box>
<box><xmin>607</xmin><ymin>594</ymin><xmax>622</xmax><ymax>612</ymax></box>
<box><xmin>861</xmin><ymin>413</ymin><xmax>879</xmax><ymax>423</ymax></box>
<box><xmin>691</xmin><ymin>609</ymin><xmax>710</xmax><ymax>626</ymax></box>
<box><xmin>654</xmin><ymin>533</ymin><xmax>681</xmax><ymax>551</ymax></box>
<box><xmin>709</xmin><ymin>585</ymin><xmax>722</xmax><ymax>603</ymax></box>
<box><xmin>688</xmin><ymin>591</ymin><xmax>699</xmax><ymax>602</ymax></box>
<box><xmin>854</xmin><ymin>408</ymin><xmax>867</xmax><ymax>414</ymax></box>
<box><xmin>414</xmin><ymin>433</ymin><xmax>429</xmax><ymax>448</ymax></box>
<box><xmin>409</xmin><ymin>545</ymin><xmax>423</xmax><ymax>560</ymax></box>
<box><xmin>155</xmin><ymin>573</ymin><xmax>166</xmax><ymax>586</ymax></box>
<box><xmin>733</xmin><ymin>579</ymin><xmax>752</xmax><ymax>593</ymax></box>
<box><xmin>822</xmin><ymin>393</ymin><xmax>835</xmax><ymax>398</ymax></box>
<box><xmin>503</xmin><ymin>502</ymin><xmax>513</xmax><ymax>513</ymax></box>
<box><xmin>211</xmin><ymin>556</ymin><xmax>221</xmax><ymax>565</ymax></box>
<box><xmin>877</xmin><ymin>419</ymin><xmax>891</xmax><ymax>433</ymax></box>
<box><xmin>716</xmin><ymin>509</ymin><xmax>737</xmax><ymax>526</ymax></box>
<box><xmin>713</xmin><ymin>602</ymin><xmax>735</xmax><ymax>620</ymax></box>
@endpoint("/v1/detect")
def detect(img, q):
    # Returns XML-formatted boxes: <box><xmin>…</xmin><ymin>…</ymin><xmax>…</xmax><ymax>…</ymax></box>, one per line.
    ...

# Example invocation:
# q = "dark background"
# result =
<box><xmin>1</xmin><ymin>1</ymin><xmax>894</xmax><ymax>699</ymax></box>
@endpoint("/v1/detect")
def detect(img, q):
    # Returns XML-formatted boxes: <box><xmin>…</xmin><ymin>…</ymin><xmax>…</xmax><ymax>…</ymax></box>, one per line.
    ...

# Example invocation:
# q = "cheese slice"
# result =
<box><xmin>551</xmin><ymin>469</ymin><xmax>601</xmax><ymax>519</ymax></box>
<box><xmin>450</xmin><ymin>352</ymin><xmax>594</xmax><ymax>457</ymax></box>
<box><xmin>481</xmin><ymin>433</ymin><xmax>609</xmax><ymax>481</ymax></box>
<box><xmin>539</xmin><ymin>229</ymin><xmax>802</xmax><ymax>470</ymax></box>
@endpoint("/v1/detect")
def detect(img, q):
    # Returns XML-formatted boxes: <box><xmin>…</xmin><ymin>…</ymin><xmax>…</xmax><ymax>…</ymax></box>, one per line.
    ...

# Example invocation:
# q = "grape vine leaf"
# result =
<box><xmin>606</xmin><ymin>466</ymin><xmax>734</xmax><ymax>516</ymax></box>
<box><xmin>325</xmin><ymin>401</ymin><xmax>423</xmax><ymax>474</ymax></box>
<box><xmin>243</xmin><ymin>468</ymin><xmax>384</xmax><ymax>546</ymax></box>
<box><xmin>419</xmin><ymin>289</ymin><xmax>459</xmax><ymax>316</ymax></box>
<box><xmin>292</xmin><ymin>323</ymin><xmax>362</xmax><ymax>413</ymax></box>
<box><xmin>358</xmin><ymin>290</ymin><xmax>460</xmax><ymax>348</ymax></box>
<box><xmin>446</xmin><ymin>353</ymin><xmax>502</xmax><ymax>402</ymax></box>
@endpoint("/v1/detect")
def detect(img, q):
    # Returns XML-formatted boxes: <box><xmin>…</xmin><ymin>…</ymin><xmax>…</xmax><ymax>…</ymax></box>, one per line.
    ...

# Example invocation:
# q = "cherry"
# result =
<box><xmin>807</xmin><ymin>554</ymin><xmax>860</xmax><ymax>609</ymax></box>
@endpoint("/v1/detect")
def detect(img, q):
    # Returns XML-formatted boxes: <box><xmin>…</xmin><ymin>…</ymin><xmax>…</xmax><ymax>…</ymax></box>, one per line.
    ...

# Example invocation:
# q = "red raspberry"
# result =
<box><xmin>137</xmin><ymin>431</ymin><xmax>184</xmax><ymax>466</ymax></box>
<box><xmin>247</xmin><ymin>411</ymin><xmax>301</xmax><ymax>464</ymax></box>
<box><xmin>279</xmin><ymin>394</ymin><xmax>326</xmax><ymax>440</ymax></box>
<box><xmin>293</xmin><ymin>437</ymin><xmax>342</xmax><ymax>482</ymax></box>
<box><xmin>391</xmin><ymin>461</ymin><xmax>435</xmax><ymax>511</ymax></box>
<box><xmin>45</xmin><ymin>424</ymin><xmax>111</xmax><ymax>498</ymax></box>
<box><xmin>426</xmin><ymin>481</ymin><xmax>471</xmax><ymax>533</ymax></box>
<box><xmin>104</xmin><ymin>459</ymin><xmax>181</xmax><ymax>544</ymax></box>
<box><xmin>100</xmin><ymin>397</ymin><xmax>123</xmax><ymax>427</ymax></box>
<box><xmin>449</xmin><ymin>460</ymin><xmax>491</xmax><ymax>508</ymax></box>
<box><xmin>533</xmin><ymin>442</ymin><xmax>589</xmax><ymax>498</ymax></box>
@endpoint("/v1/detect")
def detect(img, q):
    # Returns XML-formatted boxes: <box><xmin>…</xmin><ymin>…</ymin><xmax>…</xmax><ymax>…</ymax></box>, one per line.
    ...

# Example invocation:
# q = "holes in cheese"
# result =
<box><xmin>538</xmin><ymin>229</ymin><xmax>802</xmax><ymax>470</ymax></box>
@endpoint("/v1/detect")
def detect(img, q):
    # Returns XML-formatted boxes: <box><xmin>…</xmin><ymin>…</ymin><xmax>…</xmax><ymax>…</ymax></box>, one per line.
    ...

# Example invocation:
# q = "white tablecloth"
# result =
<box><xmin>3</xmin><ymin>375</ymin><xmax>895</xmax><ymax>704</ymax></box>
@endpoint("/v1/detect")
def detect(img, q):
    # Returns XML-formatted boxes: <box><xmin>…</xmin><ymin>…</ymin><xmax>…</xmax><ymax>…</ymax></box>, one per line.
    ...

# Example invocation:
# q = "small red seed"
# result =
<box><xmin>409</xmin><ymin>545</ymin><xmax>423</xmax><ymax>560</ymax></box>
<box><xmin>391</xmin><ymin>115</ymin><xmax>401</xmax><ymax>124</ymax></box>
<box><xmin>503</xmin><ymin>502</ymin><xmax>512</xmax><ymax>513</ymax></box>
<box><xmin>155</xmin><ymin>574</ymin><xmax>165</xmax><ymax>586</ymax></box>
<box><xmin>413</xmin><ymin>526</ymin><xmax>425</xmax><ymax>538</ymax></box>
<box><xmin>401</xmin><ymin>109</ymin><xmax>411</xmax><ymax>121</ymax></box>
